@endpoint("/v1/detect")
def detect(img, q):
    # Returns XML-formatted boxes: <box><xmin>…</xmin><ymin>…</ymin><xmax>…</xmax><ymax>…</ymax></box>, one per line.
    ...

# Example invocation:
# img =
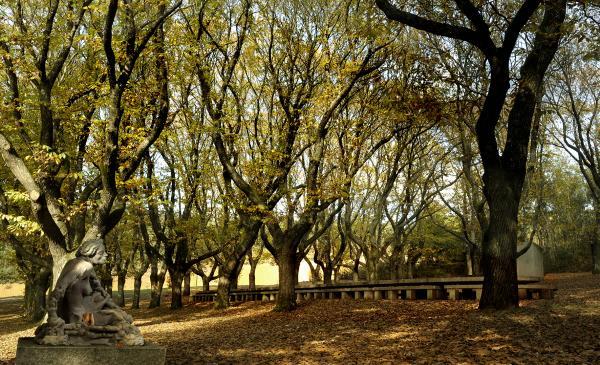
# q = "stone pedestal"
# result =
<box><xmin>16</xmin><ymin>337</ymin><xmax>165</xmax><ymax>365</ymax></box>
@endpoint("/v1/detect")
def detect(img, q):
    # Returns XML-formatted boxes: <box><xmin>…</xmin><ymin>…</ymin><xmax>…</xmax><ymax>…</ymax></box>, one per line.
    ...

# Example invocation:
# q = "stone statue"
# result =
<box><xmin>35</xmin><ymin>239</ymin><xmax>144</xmax><ymax>346</ymax></box>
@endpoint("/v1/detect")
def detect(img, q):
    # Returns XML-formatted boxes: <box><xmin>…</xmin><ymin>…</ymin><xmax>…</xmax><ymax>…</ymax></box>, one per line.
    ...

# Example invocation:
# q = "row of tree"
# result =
<box><xmin>0</xmin><ymin>0</ymin><xmax>598</xmax><ymax>320</ymax></box>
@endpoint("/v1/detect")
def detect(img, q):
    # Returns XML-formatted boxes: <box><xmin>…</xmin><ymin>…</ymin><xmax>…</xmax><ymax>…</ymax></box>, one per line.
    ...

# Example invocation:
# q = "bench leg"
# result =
<box><xmin>475</xmin><ymin>289</ymin><xmax>482</xmax><ymax>300</ymax></box>
<box><xmin>374</xmin><ymin>290</ymin><xmax>382</xmax><ymax>300</ymax></box>
<box><xmin>406</xmin><ymin>289</ymin><xmax>417</xmax><ymax>300</ymax></box>
<box><xmin>448</xmin><ymin>289</ymin><xmax>459</xmax><ymax>300</ymax></box>
<box><xmin>354</xmin><ymin>291</ymin><xmax>362</xmax><ymax>300</ymax></box>
<box><xmin>387</xmin><ymin>290</ymin><xmax>398</xmax><ymax>300</ymax></box>
<box><xmin>341</xmin><ymin>292</ymin><xmax>351</xmax><ymax>300</ymax></box>
<box><xmin>296</xmin><ymin>293</ymin><xmax>304</xmax><ymax>302</ymax></box>
<box><xmin>518</xmin><ymin>288</ymin><xmax>528</xmax><ymax>300</ymax></box>
<box><xmin>427</xmin><ymin>289</ymin><xmax>439</xmax><ymax>300</ymax></box>
<box><xmin>364</xmin><ymin>290</ymin><xmax>374</xmax><ymax>300</ymax></box>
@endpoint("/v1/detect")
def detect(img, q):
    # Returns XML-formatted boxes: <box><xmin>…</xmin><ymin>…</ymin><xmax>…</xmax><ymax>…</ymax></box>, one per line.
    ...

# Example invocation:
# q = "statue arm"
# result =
<box><xmin>47</xmin><ymin>270</ymin><xmax>79</xmax><ymax>325</ymax></box>
<box><xmin>89</xmin><ymin>273</ymin><xmax>118</xmax><ymax>309</ymax></box>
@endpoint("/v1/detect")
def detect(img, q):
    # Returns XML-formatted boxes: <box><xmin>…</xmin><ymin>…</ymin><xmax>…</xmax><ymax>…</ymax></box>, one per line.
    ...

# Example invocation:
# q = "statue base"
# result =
<box><xmin>16</xmin><ymin>337</ymin><xmax>165</xmax><ymax>365</ymax></box>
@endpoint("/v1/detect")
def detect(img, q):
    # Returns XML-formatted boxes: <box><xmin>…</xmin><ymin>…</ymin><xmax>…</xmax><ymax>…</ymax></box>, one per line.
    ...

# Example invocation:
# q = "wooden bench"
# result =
<box><xmin>518</xmin><ymin>283</ymin><xmax>556</xmax><ymax>299</ymax></box>
<box><xmin>445</xmin><ymin>284</ymin><xmax>483</xmax><ymax>300</ymax></box>
<box><xmin>445</xmin><ymin>283</ymin><xmax>556</xmax><ymax>300</ymax></box>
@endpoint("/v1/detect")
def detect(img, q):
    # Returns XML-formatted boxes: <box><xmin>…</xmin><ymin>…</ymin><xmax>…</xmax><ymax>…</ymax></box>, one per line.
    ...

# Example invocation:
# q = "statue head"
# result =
<box><xmin>76</xmin><ymin>239</ymin><xmax>108</xmax><ymax>264</ymax></box>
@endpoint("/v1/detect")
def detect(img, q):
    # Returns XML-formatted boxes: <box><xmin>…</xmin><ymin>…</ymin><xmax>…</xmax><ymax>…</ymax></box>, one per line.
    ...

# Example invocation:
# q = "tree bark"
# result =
<box><xmin>366</xmin><ymin>253</ymin><xmax>379</xmax><ymax>281</ymax></box>
<box><xmin>149</xmin><ymin>259</ymin><xmax>166</xmax><ymax>308</ymax></box>
<box><xmin>215</xmin><ymin>219</ymin><xmax>260</xmax><ymax>309</ymax></box>
<box><xmin>23</xmin><ymin>267</ymin><xmax>51</xmax><ymax>322</ymax></box>
<box><xmin>479</xmin><ymin>171</ymin><xmax>520</xmax><ymax>309</ymax></box>
<box><xmin>215</xmin><ymin>273</ymin><xmax>232</xmax><ymax>309</ymax></box>
<box><xmin>183</xmin><ymin>271</ymin><xmax>191</xmax><ymax>297</ymax></box>
<box><xmin>248</xmin><ymin>264</ymin><xmax>257</xmax><ymax>290</ymax></box>
<box><xmin>202</xmin><ymin>276</ymin><xmax>211</xmax><ymax>292</ymax></box>
<box><xmin>275</xmin><ymin>245</ymin><xmax>297</xmax><ymax>311</ymax></box>
<box><xmin>323</xmin><ymin>266</ymin><xmax>333</xmax><ymax>286</ymax></box>
<box><xmin>131</xmin><ymin>273</ymin><xmax>143</xmax><ymax>309</ymax></box>
<box><xmin>116</xmin><ymin>272</ymin><xmax>126</xmax><ymax>307</ymax></box>
<box><xmin>169</xmin><ymin>270</ymin><xmax>184</xmax><ymax>309</ymax></box>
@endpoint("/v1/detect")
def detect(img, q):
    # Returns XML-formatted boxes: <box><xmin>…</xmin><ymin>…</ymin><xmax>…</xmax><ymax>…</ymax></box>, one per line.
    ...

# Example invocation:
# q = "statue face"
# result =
<box><xmin>91</xmin><ymin>246</ymin><xmax>108</xmax><ymax>264</ymax></box>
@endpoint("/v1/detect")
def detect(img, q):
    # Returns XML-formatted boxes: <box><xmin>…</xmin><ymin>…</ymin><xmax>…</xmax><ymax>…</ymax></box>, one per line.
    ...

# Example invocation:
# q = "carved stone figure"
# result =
<box><xmin>35</xmin><ymin>239</ymin><xmax>144</xmax><ymax>346</ymax></box>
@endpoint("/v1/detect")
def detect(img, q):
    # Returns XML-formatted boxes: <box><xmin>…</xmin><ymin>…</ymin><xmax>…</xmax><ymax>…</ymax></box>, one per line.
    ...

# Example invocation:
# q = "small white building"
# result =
<box><xmin>517</xmin><ymin>243</ymin><xmax>544</xmax><ymax>280</ymax></box>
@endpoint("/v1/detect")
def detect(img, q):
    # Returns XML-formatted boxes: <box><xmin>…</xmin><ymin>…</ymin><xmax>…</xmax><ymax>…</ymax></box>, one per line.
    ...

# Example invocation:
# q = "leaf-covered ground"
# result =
<box><xmin>1</xmin><ymin>273</ymin><xmax>598</xmax><ymax>364</ymax></box>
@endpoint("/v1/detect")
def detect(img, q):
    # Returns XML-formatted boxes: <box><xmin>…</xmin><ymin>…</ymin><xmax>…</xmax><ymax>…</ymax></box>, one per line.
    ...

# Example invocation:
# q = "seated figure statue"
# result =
<box><xmin>35</xmin><ymin>239</ymin><xmax>144</xmax><ymax>346</ymax></box>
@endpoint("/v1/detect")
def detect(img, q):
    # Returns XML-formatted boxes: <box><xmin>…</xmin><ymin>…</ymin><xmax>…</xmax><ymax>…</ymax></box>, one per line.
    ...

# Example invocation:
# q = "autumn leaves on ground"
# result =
<box><xmin>0</xmin><ymin>273</ymin><xmax>598</xmax><ymax>365</ymax></box>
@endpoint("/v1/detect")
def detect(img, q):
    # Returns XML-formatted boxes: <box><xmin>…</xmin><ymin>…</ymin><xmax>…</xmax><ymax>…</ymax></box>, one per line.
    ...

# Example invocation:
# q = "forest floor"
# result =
<box><xmin>0</xmin><ymin>272</ymin><xmax>598</xmax><ymax>364</ymax></box>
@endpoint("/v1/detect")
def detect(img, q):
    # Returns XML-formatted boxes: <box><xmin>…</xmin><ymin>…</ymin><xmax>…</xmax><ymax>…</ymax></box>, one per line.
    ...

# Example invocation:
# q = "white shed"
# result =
<box><xmin>517</xmin><ymin>243</ymin><xmax>544</xmax><ymax>280</ymax></box>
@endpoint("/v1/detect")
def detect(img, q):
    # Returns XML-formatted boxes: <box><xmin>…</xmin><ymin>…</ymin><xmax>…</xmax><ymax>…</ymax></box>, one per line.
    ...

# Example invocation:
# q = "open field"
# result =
<box><xmin>1</xmin><ymin>273</ymin><xmax>598</xmax><ymax>364</ymax></box>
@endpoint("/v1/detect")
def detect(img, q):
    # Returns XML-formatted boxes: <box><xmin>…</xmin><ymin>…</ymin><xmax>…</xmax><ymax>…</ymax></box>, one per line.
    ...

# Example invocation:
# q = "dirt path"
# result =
<box><xmin>1</xmin><ymin>273</ymin><xmax>598</xmax><ymax>364</ymax></box>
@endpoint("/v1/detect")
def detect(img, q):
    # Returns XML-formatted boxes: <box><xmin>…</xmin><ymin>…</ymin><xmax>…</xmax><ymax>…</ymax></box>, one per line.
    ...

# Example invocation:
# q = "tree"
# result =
<box><xmin>548</xmin><ymin>24</ymin><xmax>600</xmax><ymax>274</ymax></box>
<box><xmin>0</xmin><ymin>0</ymin><xmax>181</xmax><ymax>288</ymax></box>
<box><xmin>376</xmin><ymin>0</ymin><xmax>568</xmax><ymax>309</ymax></box>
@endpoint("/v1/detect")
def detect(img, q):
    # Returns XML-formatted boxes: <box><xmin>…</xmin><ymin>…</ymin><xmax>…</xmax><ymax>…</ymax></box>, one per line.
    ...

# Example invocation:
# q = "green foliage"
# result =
<box><xmin>0</xmin><ymin>243</ymin><xmax>21</xmax><ymax>283</ymax></box>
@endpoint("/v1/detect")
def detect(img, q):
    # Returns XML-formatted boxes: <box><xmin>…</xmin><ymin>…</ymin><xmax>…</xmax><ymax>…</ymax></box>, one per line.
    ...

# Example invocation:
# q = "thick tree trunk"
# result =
<box><xmin>23</xmin><ymin>267</ymin><xmax>51</xmax><ymax>322</ymax></box>
<box><xmin>202</xmin><ymin>276</ymin><xmax>211</xmax><ymax>292</ymax></box>
<box><xmin>479</xmin><ymin>173</ymin><xmax>519</xmax><ymax>309</ymax></box>
<box><xmin>48</xmin><ymin>241</ymin><xmax>70</xmax><ymax>290</ymax></box>
<box><xmin>215</xmin><ymin>273</ymin><xmax>232</xmax><ymax>309</ymax></box>
<box><xmin>183</xmin><ymin>271</ymin><xmax>191</xmax><ymax>297</ymax></box>
<box><xmin>323</xmin><ymin>266</ymin><xmax>333</xmax><ymax>286</ymax></box>
<box><xmin>215</xmin><ymin>220</ymin><xmax>260</xmax><ymax>309</ymax></box>
<box><xmin>116</xmin><ymin>272</ymin><xmax>126</xmax><ymax>307</ymax></box>
<box><xmin>131</xmin><ymin>274</ymin><xmax>143</xmax><ymax>309</ymax></box>
<box><xmin>170</xmin><ymin>270</ymin><xmax>184</xmax><ymax>309</ymax></box>
<box><xmin>149</xmin><ymin>260</ymin><xmax>166</xmax><ymax>308</ymax></box>
<box><xmin>366</xmin><ymin>254</ymin><xmax>379</xmax><ymax>281</ymax></box>
<box><xmin>275</xmin><ymin>245</ymin><xmax>296</xmax><ymax>311</ymax></box>
<box><xmin>215</xmin><ymin>256</ymin><xmax>244</xmax><ymax>309</ymax></box>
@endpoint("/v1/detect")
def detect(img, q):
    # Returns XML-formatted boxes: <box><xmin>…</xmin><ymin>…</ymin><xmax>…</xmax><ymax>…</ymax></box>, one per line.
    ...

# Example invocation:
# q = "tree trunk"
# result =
<box><xmin>48</xmin><ymin>241</ymin><xmax>70</xmax><ymax>290</ymax></box>
<box><xmin>592</xmin><ymin>209</ymin><xmax>600</xmax><ymax>274</ymax></box>
<box><xmin>248</xmin><ymin>264</ymin><xmax>257</xmax><ymax>290</ymax></box>
<box><xmin>116</xmin><ymin>272</ymin><xmax>126</xmax><ymax>307</ymax></box>
<box><xmin>592</xmin><ymin>242</ymin><xmax>600</xmax><ymax>275</ymax></box>
<box><xmin>170</xmin><ymin>270</ymin><xmax>184</xmax><ymax>309</ymax></box>
<box><xmin>214</xmin><ymin>220</ymin><xmax>261</xmax><ymax>309</ymax></box>
<box><xmin>131</xmin><ymin>274</ymin><xmax>143</xmax><ymax>309</ymax></box>
<box><xmin>183</xmin><ymin>271</ymin><xmax>191</xmax><ymax>297</ymax></box>
<box><xmin>466</xmin><ymin>246</ymin><xmax>474</xmax><ymax>276</ymax></box>
<box><xmin>202</xmin><ymin>276</ymin><xmax>211</xmax><ymax>292</ymax></box>
<box><xmin>323</xmin><ymin>266</ymin><xmax>333</xmax><ymax>286</ymax></box>
<box><xmin>149</xmin><ymin>260</ymin><xmax>166</xmax><ymax>308</ymax></box>
<box><xmin>215</xmin><ymin>273</ymin><xmax>232</xmax><ymax>309</ymax></box>
<box><xmin>479</xmin><ymin>173</ymin><xmax>519</xmax><ymax>309</ymax></box>
<box><xmin>407</xmin><ymin>261</ymin><xmax>414</xmax><ymax>279</ymax></box>
<box><xmin>23</xmin><ymin>267</ymin><xmax>51</xmax><ymax>322</ymax></box>
<box><xmin>366</xmin><ymin>253</ymin><xmax>379</xmax><ymax>281</ymax></box>
<box><xmin>275</xmin><ymin>245</ymin><xmax>296</xmax><ymax>311</ymax></box>
<box><xmin>215</xmin><ymin>256</ymin><xmax>244</xmax><ymax>309</ymax></box>
<box><xmin>99</xmin><ymin>265</ymin><xmax>113</xmax><ymax>296</ymax></box>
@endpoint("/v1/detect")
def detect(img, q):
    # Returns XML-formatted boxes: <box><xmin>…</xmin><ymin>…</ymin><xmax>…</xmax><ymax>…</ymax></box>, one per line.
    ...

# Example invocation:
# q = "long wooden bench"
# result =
<box><xmin>192</xmin><ymin>276</ymin><xmax>553</xmax><ymax>303</ymax></box>
<box><xmin>444</xmin><ymin>283</ymin><xmax>556</xmax><ymax>300</ymax></box>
